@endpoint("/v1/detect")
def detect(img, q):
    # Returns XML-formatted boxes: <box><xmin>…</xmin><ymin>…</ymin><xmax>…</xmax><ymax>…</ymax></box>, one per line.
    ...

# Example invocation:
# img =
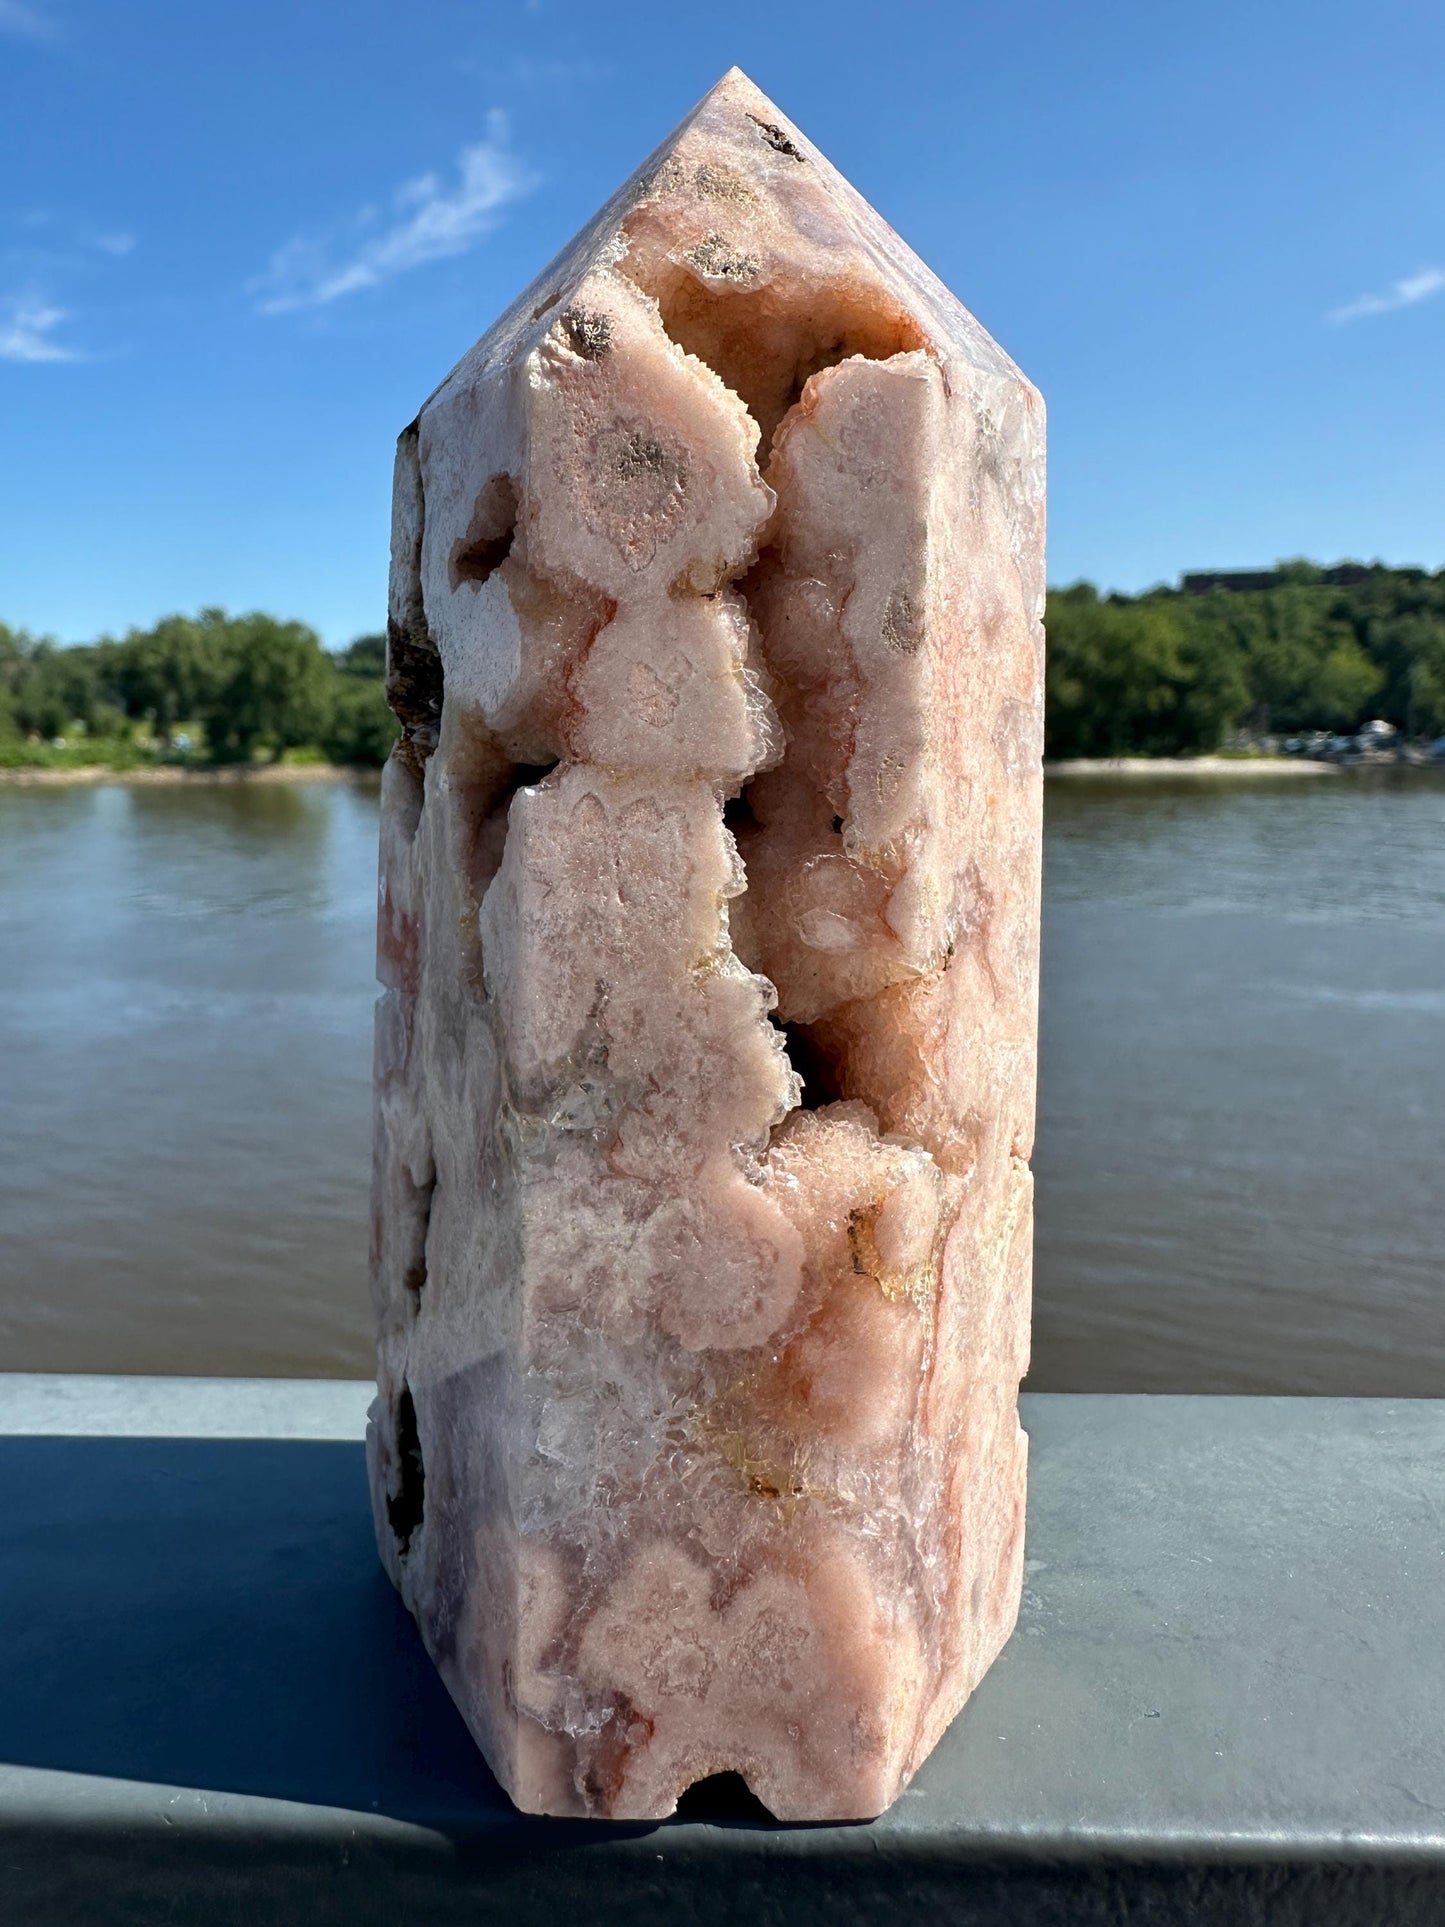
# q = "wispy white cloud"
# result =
<box><xmin>6</xmin><ymin>212</ymin><xmax>137</xmax><ymax>264</ymax></box>
<box><xmin>0</xmin><ymin>0</ymin><xmax>56</xmax><ymax>41</ymax></box>
<box><xmin>1328</xmin><ymin>266</ymin><xmax>1445</xmax><ymax>325</ymax></box>
<box><xmin>456</xmin><ymin>52</ymin><xmax>612</xmax><ymax>89</ymax></box>
<box><xmin>251</xmin><ymin>113</ymin><xmax>536</xmax><ymax>316</ymax></box>
<box><xmin>0</xmin><ymin>294</ymin><xmax>80</xmax><ymax>363</ymax></box>
<box><xmin>515</xmin><ymin>56</ymin><xmax>607</xmax><ymax>84</ymax></box>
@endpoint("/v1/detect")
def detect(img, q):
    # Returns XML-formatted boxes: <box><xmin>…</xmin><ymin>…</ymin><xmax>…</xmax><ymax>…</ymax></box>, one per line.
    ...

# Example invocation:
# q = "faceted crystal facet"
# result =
<box><xmin>368</xmin><ymin>67</ymin><xmax>1045</xmax><ymax>1822</ymax></box>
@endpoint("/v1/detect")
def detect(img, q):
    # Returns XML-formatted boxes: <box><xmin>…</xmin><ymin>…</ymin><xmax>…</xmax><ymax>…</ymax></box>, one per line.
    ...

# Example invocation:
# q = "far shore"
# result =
<box><xmin>0</xmin><ymin>762</ymin><xmax>375</xmax><ymax>788</ymax></box>
<box><xmin>7</xmin><ymin>754</ymin><xmax>1423</xmax><ymax>790</ymax></box>
<box><xmin>1045</xmin><ymin>756</ymin><xmax>1341</xmax><ymax>779</ymax></box>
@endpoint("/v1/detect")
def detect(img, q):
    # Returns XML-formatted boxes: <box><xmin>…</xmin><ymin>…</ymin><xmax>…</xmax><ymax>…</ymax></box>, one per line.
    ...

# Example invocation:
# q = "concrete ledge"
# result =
<box><xmin>1</xmin><ymin>1379</ymin><xmax>1441</xmax><ymax>1924</ymax></box>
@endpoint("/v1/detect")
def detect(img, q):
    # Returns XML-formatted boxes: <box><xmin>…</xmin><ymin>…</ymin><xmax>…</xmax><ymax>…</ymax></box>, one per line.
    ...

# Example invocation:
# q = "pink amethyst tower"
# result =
<box><xmin>368</xmin><ymin>68</ymin><xmax>1045</xmax><ymax>1821</ymax></box>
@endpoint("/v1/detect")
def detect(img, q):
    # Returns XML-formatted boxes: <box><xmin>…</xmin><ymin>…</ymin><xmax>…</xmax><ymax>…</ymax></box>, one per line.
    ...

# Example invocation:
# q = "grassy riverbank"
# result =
<box><xmin>1045</xmin><ymin>755</ymin><xmax>1340</xmax><ymax>778</ymax></box>
<box><xmin>0</xmin><ymin>758</ymin><xmax>372</xmax><ymax>786</ymax></box>
<box><xmin>2</xmin><ymin>748</ymin><xmax>1404</xmax><ymax>786</ymax></box>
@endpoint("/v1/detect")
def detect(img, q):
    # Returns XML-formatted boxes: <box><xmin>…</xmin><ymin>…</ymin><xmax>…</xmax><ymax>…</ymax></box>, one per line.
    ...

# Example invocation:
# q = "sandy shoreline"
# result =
<box><xmin>0</xmin><ymin>762</ymin><xmax>375</xmax><ymax>788</ymax></box>
<box><xmin>0</xmin><ymin>755</ymin><xmax>1364</xmax><ymax>788</ymax></box>
<box><xmin>1045</xmin><ymin>756</ymin><xmax>1340</xmax><ymax>779</ymax></box>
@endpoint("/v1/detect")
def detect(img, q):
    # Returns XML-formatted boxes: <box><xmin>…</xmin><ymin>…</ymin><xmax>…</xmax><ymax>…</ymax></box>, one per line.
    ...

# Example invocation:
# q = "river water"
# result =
<box><xmin>1</xmin><ymin>771</ymin><xmax>1440</xmax><ymax>1391</ymax></box>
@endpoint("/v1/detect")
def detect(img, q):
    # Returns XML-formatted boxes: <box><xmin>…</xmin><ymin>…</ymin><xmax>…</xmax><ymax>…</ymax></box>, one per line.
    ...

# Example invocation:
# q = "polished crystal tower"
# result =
<box><xmin>368</xmin><ymin>67</ymin><xmax>1045</xmax><ymax>1821</ymax></box>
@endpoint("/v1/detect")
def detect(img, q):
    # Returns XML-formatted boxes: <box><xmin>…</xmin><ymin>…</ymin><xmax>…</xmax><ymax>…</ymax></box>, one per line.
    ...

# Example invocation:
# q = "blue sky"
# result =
<box><xmin>2</xmin><ymin>0</ymin><xmax>1441</xmax><ymax>647</ymax></box>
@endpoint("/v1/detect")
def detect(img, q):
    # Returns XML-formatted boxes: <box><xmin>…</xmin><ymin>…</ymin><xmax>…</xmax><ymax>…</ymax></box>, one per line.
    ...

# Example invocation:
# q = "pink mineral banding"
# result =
<box><xmin>367</xmin><ymin>67</ymin><xmax>1045</xmax><ymax>1823</ymax></box>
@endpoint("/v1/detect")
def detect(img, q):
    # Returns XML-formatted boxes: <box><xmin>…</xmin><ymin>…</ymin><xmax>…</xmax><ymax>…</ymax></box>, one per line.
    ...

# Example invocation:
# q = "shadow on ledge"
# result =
<box><xmin>4</xmin><ymin>1410</ymin><xmax>1445</xmax><ymax>1925</ymax></box>
<box><xmin>0</xmin><ymin>1435</ymin><xmax>783</xmax><ymax>1838</ymax></box>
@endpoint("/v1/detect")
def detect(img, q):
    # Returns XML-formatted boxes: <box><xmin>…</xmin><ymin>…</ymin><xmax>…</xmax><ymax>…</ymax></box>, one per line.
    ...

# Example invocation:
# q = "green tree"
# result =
<box><xmin>112</xmin><ymin>612</ymin><xmax>221</xmax><ymax>744</ymax></box>
<box><xmin>322</xmin><ymin>674</ymin><xmax>397</xmax><ymax>766</ymax></box>
<box><xmin>1237</xmin><ymin>585</ymin><xmax>1380</xmax><ymax>732</ymax></box>
<box><xmin>196</xmin><ymin>613</ymin><xmax>332</xmax><ymax>762</ymax></box>
<box><xmin>0</xmin><ymin>624</ymin><xmax>28</xmax><ymax>737</ymax></box>
<box><xmin>1312</xmin><ymin>639</ymin><xmax>1386</xmax><ymax>728</ymax></box>
<box><xmin>336</xmin><ymin>632</ymin><xmax>387</xmax><ymax>679</ymax></box>
<box><xmin>0</xmin><ymin>626</ymin><xmax>119</xmax><ymax>741</ymax></box>
<box><xmin>1359</xmin><ymin>611</ymin><xmax>1445</xmax><ymax>736</ymax></box>
<box><xmin>1395</xmin><ymin>620</ymin><xmax>1445</xmax><ymax>736</ymax></box>
<box><xmin>1043</xmin><ymin>559</ymin><xmax>1445</xmax><ymax>754</ymax></box>
<box><xmin>1044</xmin><ymin>587</ymin><xmax>1248</xmax><ymax>757</ymax></box>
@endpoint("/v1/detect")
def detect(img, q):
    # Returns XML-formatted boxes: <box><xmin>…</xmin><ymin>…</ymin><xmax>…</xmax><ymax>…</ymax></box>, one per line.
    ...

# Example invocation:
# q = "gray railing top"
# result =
<box><xmin>1</xmin><ymin>1377</ymin><xmax>1441</xmax><ymax>1925</ymax></box>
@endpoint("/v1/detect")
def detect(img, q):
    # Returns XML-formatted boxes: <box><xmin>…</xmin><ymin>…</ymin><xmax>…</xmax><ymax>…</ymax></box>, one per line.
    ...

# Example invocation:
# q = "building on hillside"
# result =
<box><xmin>1180</xmin><ymin>565</ymin><xmax>1370</xmax><ymax>596</ymax></box>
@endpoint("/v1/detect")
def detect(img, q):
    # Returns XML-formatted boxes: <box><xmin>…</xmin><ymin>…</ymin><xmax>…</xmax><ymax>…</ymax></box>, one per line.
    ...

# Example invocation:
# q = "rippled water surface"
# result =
<box><xmin>2</xmin><ymin>770</ymin><xmax>1441</xmax><ymax>1390</ymax></box>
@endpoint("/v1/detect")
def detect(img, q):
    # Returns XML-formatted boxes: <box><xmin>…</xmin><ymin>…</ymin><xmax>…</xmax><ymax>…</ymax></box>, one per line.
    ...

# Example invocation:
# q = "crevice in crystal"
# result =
<box><xmin>387</xmin><ymin>424</ymin><xmax>445</xmax><ymax>773</ymax></box>
<box><xmin>620</xmin><ymin>245</ymin><xmax>927</xmax><ymax>446</ymax></box>
<box><xmin>776</xmin><ymin>1019</ymin><xmax>841</xmax><ymax>1112</ymax></box>
<box><xmin>450</xmin><ymin>474</ymin><xmax>519</xmax><ymax>590</ymax></box>
<box><xmin>721</xmin><ymin>789</ymin><xmax>757</xmax><ymax>834</ymax></box>
<box><xmin>387</xmin><ymin>1383</ymin><xmax>426</xmax><ymax>1556</ymax></box>
<box><xmin>513</xmin><ymin>759</ymin><xmax>562</xmax><ymax>788</ymax></box>
<box><xmin>402</xmin><ymin>1171</ymin><xmax>435</xmax><ymax>1297</ymax></box>
<box><xmin>610</xmin><ymin>258</ymin><xmax>925</xmax><ymax>1134</ymax></box>
<box><xmin>748</xmin><ymin>114</ymin><xmax>805</xmax><ymax>162</ymax></box>
<box><xmin>673</xmin><ymin>1769</ymin><xmax>775</xmax><ymax>1821</ymax></box>
<box><xmin>452</xmin><ymin>743</ymin><xmax>559</xmax><ymax>990</ymax></box>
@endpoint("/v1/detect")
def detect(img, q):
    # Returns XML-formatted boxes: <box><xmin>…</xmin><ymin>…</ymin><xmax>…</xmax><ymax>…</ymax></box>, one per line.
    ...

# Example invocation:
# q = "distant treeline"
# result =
<box><xmin>0</xmin><ymin>612</ymin><xmax>394</xmax><ymax>768</ymax></box>
<box><xmin>5</xmin><ymin>560</ymin><xmax>1445</xmax><ymax>768</ymax></box>
<box><xmin>1046</xmin><ymin>560</ymin><xmax>1445</xmax><ymax>758</ymax></box>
